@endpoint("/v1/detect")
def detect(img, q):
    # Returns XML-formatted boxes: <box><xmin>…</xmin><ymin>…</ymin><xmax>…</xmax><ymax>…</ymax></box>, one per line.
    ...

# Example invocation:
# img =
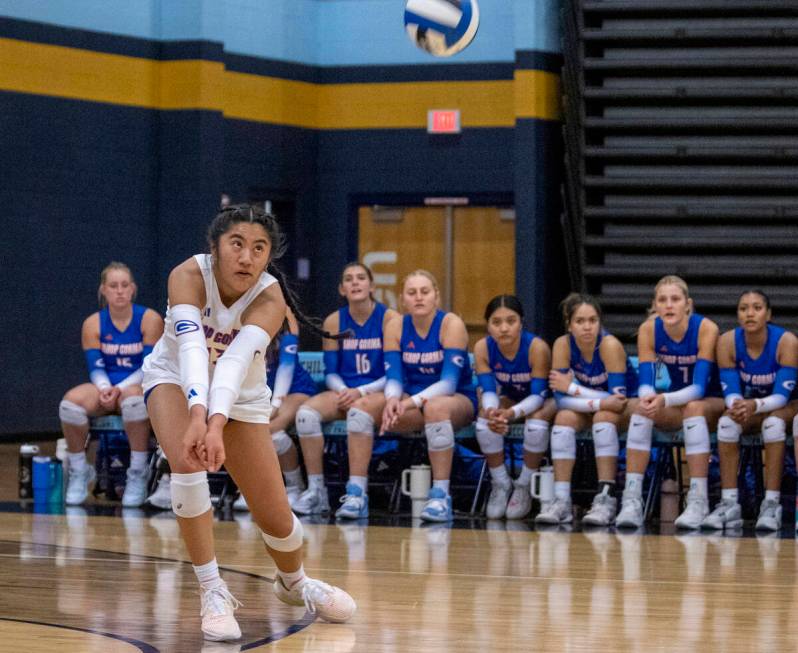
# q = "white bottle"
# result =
<box><xmin>55</xmin><ymin>438</ymin><xmax>69</xmax><ymax>490</ymax></box>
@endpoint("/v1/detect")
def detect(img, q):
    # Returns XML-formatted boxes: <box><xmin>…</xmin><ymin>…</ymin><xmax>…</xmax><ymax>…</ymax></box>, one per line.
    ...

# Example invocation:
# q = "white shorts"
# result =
<box><xmin>142</xmin><ymin>355</ymin><xmax>272</xmax><ymax>424</ymax></box>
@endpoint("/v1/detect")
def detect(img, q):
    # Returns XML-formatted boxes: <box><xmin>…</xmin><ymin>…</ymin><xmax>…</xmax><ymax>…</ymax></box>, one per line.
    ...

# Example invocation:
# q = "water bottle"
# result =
<box><xmin>18</xmin><ymin>444</ymin><xmax>39</xmax><ymax>499</ymax></box>
<box><xmin>55</xmin><ymin>438</ymin><xmax>69</xmax><ymax>494</ymax></box>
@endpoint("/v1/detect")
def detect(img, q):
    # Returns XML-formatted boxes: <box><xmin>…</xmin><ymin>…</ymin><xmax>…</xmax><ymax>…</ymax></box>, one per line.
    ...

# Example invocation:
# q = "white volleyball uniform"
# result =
<box><xmin>143</xmin><ymin>254</ymin><xmax>277</xmax><ymax>424</ymax></box>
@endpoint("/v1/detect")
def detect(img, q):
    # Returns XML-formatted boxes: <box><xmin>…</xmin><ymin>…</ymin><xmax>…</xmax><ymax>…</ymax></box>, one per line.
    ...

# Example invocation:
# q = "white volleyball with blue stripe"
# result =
<box><xmin>404</xmin><ymin>0</ymin><xmax>480</xmax><ymax>57</ymax></box>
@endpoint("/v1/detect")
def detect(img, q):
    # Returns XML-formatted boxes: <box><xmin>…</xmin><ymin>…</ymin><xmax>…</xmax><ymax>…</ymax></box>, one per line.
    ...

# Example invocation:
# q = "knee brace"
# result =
<box><xmin>762</xmin><ymin>415</ymin><xmax>786</xmax><ymax>444</ymax></box>
<box><xmin>683</xmin><ymin>416</ymin><xmax>710</xmax><ymax>456</ymax></box>
<box><xmin>271</xmin><ymin>429</ymin><xmax>293</xmax><ymax>456</ymax></box>
<box><xmin>346</xmin><ymin>407</ymin><xmax>375</xmax><ymax>435</ymax></box>
<box><xmin>120</xmin><ymin>395</ymin><xmax>148</xmax><ymax>422</ymax></box>
<box><xmin>717</xmin><ymin>415</ymin><xmax>742</xmax><ymax>444</ymax></box>
<box><xmin>626</xmin><ymin>415</ymin><xmax>653</xmax><ymax>453</ymax></box>
<box><xmin>295</xmin><ymin>406</ymin><xmax>323</xmax><ymax>438</ymax></box>
<box><xmin>262</xmin><ymin>513</ymin><xmax>304</xmax><ymax>552</ymax></box>
<box><xmin>425</xmin><ymin>420</ymin><xmax>455</xmax><ymax>452</ymax></box>
<box><xmin>593</xmin><ymin>421</ymin><xmax>619</xmax><ymax>458</ymax></box>
<box><xmin>171</xmin><ymin>471</ymin><xmax>212</xmax><ymax>518</ymax></box>
<box><xmin>551</xmin><ymin>425</ymin><xmax>576</xmax><ymax>460</ymax></box>
<box><xmin>59</xmin><ymin>399</ymin><xmax>88</xmax><ymax>426</ymax></box>
<box><xmin>475</xmin><ymin>417</ymin><xmax>504</xmax><ymax>454</ymax></box>
<box><xmin>523</xmin><ymin>418</ymin><xmax>549</xmax><ymax>454</ymax></box>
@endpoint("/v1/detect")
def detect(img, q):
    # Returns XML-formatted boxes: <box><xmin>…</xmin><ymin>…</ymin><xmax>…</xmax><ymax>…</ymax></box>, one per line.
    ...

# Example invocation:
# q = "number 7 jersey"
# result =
<box><xmin>337</xmin><ymin>302</ymin><xmax>388</xmax><ymax>386</ymax></box>
<box><xmin>654</xmin><ymin>312</ymin><xmax>721</xmax><ymax>395</ymax></box>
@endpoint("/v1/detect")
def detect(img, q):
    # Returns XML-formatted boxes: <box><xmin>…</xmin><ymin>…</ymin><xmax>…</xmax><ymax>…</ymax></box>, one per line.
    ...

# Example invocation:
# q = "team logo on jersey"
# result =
<box><xmin>452</xmin><ymin>355</ymin><xmax>465</xmax><ymax>368</ymax></box>
<box><xmin>175</xmin><ymin>320</ymin><xmax>200</xmax><ymax>335</ymax></box>
<box><xmin>285</xmin><ymin>344</ymin><xmax>298</xmax><ymax>354</ymax></box>
<box><xmin>104</xmin><ymin>334</ymin><xmax>113</xmax><ymax>341</ymax></box>
<box><xmin>660</xmin><ymin>345</ymin><xmax>668</xmax><ymax>352</ymax></box>
<box><xmin>495</xmin><ymin>362</ymin><xmax>502</xmax><ymax>369</ymax></box>
<box><xmin>407</xmin><ymin>341</ymin><xmax>416</xmax><ymax>349</ymax></box>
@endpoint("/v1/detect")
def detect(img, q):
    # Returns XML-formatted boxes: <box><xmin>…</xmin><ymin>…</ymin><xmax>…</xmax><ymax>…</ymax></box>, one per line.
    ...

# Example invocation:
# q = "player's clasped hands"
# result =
<box><xmin>637</xmin><ymin>393</ymin><xmax>664</xmax><ymax>419</ymax></box>
<box><xmin>181</xmin><ymin>414</ymin><xmax>227</xmax><ymax>473</ymax></box>
<box><xmin>729</xmin><ymin>397</ymin><xmax>755</xmax><ymax>424</ymax></box>
<box><xmin>380</xmin><ymin>396</ymin><xmax>405</xmax><ymax>434</ymax></box>
<box><xmin>99</xmin><ymin>386</ymin><xmax>120</xmax><ymax>412</ymax></box>
<box><xmin>336</xmin><ymin>388</ymin><xmax>361</xmax><ymax>411</ymax></box>
<box><xmin>486</xmin><ymin>407</ymin><xmax>513</xmax><ymax>435</ymax></box>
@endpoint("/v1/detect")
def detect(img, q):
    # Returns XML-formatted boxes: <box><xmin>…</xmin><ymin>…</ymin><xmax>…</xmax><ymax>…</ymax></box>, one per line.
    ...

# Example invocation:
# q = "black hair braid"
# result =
<box><xmin>267</xmin><ymin>262</ymin><xmax>353</xmax><ymax>341</ymax></box>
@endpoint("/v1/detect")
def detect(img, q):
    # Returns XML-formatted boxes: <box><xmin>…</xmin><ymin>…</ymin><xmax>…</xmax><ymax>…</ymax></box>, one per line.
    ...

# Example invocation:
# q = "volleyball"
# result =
<box><xmin>404</xmin><ymin>0</ymin><xmax>480</xmax><ymax>58</ymax></box>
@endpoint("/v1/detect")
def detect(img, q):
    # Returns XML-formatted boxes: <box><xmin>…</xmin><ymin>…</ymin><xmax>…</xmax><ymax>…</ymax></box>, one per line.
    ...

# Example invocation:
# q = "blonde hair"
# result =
<box><xmin>98</xmin><ymin>261</ymin><xmax>136</xmax><ymax>308</ymax></box>
<box><xmin>401</xmin><ymin>269</ymin><xmax>440</xmax><ymax>311</ymax></box>
<box><xmin>648</xmin><ymin>274</ymin><xmax>692</xmax><ymax>318</ymax></box>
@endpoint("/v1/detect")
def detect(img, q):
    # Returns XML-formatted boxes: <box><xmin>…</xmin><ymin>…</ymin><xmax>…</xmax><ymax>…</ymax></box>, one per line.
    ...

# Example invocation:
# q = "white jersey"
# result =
<box><xmin>142</xmin><ymin>254</ymin><xmax>278</xmax><ymax>423</ymax></box>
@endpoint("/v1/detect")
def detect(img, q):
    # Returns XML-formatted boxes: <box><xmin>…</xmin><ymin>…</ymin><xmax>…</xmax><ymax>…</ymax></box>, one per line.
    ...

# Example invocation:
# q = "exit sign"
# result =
<box><xmin>427</xmin><ymin>109</ymin><xmax>461</xmax><ymax>134</ymax></box>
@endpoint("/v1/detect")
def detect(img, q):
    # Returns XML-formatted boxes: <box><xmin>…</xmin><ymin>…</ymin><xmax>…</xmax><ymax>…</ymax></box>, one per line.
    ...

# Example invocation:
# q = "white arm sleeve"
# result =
<box><xmin>663</xmin><ymin>384</ymin><xmax>702</xmax><ymax>408</ymax></box>
<box><xmin>172</xmin><ymin>304</ymin><xmax>209</xmax><ymax>410</ymax></box>
<box><xmin>208</xmin><ymin>324</ymin><xmax>271</xmax><ymax>419</ymax></box>
<box><xmin>566</xmin><ymin>381</ymin><xmax>609</xmax><ymax>399</ymax></box>
<box><xmin>357</xmin><ymin>376</ymin><xmax>387</xmax><ymax>396</ymax></box>
<box><xmin>511</xmin><ymin>394</ymin><xmax>544</xmax><ymax>419</ymax></box>
<box><xmin>325</xmin><ymin>373</ymin><xmax>348</xmax><ymax>393</ymax></box>
<box><xmin>557</xmin><ymin>396</ymin><xmax>602</xmax><ymax>413</ymax></box>
<box><xmin>638</xmin><ymin>384</ymin><xmax>657</xmax><ymax>399</ymax></box>
<box><xmin>90</xmin><ymin>369</ymin><xmax>112</xmax><ymax>391</ymax></box>
<box><xmin>754</xmin><ymin>394</ymin><xmax>789</xmax><ymax>414</ymax></box>
<box><xmin>115</xmin><ymin>368</ymin><xmax>143</xmax><ymax>390</ymax></box>
<box><xmin>481</xmin><ymin>391</ymin><xmax>500</xmax><ymax>411</ymax></box>
<box><xmin>410</xmin><ymin>378</ymin><xmax>457</xmax><ymax>407</ymax></box>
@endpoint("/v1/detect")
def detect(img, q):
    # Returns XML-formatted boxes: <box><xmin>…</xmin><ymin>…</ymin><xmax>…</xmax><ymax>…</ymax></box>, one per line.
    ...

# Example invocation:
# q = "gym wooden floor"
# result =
<box><xmin>0</xmin><ymin>443</ymin><xmax>796</xmax><ymax>652</ymax></box>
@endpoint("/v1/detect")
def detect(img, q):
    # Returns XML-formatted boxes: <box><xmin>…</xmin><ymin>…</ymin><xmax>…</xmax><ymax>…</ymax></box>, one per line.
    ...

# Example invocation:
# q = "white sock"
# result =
<box><xmin>489</xmin><ymin>465</ymin><xmax>511</xmax><ymax>486</ymax></box>
<box><xmin>348</xmin><ymin>475</ymin><xmax>368</xmax><ymax>493</ymax></box>
<box><xmin>284</xmin><ymin>467</ymin><xmax>304</xmax><ymax>488</ymax></box>
<box><xmin>433</xmin><ymin>479</ymin><xmax>450</xmax><ymax>494</ymax></box>
<box><xmin>68</xmin><ymin>451</ymin><xmax>88</xmax><ymax>472</ymax></box>
<box><xmin>517</xmin><ymin>465</ymin><xmax>535</xmax><ymax>486</ymax></box>
<box><xmin>554</xmin><ymin>481</ymin><xmax>571</xmax><ymax>501</ymax></box>
<box><xmin>721</xmin><ymin>488</ymin><xmax>739</xmax><ymax>503</ymax></box>
<box><xmin>129</xmin><ymin>450</ymin><xmax>149</xmax><ymax>471</ymax></box>
<box><xmin>625</xmin><ymin>472</ymin><xmax>644</xmax><ymax>497</ymax></box>
<box><xmin>277</xmin><ymin>563</ymin><xmax>306</xmax><ymax>589</ymax></box>
<box><xmin>308</xmin><ymin>474</ymin><xmax>325</xmax><ymax>490</ymax></box>
<box><xmin>194</xmin><ymin>558</ymin><xmax>223</xmax><ymax>590</ymax></box>
<box><xmin>765</xmin><ymin>490</ymin><xmax>781</xmax><ymax>502</ymax></box>
<box><xmin>689</xmin><ymin>477</ymin><xmax>708</xmax><ymax>498</ymax></box>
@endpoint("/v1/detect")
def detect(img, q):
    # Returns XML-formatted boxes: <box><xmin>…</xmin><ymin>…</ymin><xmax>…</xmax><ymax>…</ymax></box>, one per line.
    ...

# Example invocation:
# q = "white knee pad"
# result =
<box><xmin>59</xmin><ymin>399</ymin><xmax>88</xmax><ymax>426</ymax></box>
<box><xmin>551</xmin><ymin>425</ymin><xmax>576</xmax><ymax>460</ymax></box>
<box><xmin>523</xmin><ymin>418</ymin><xmax>549</xmax><ymax>454</ymax></box>
<box><xmin>717</xmin><ymin>415</ymin><xmax>742</xmax><ymax>444</ymax></box>
<box><xmin>683</xmin><ymin>416</ymin><xmax>710</xmax><ymax>456</ymax></box>
<box><xmin>593</xmin><ymin>422</ymin><xmax>619</xmax><ymax>458</ymax></box>
<box><xmin>475</xmin><ymin>417</ymin><xmax>504</xmax><ymax>454</ymax></box>
<box><xmin>120</xmin><ymin>395</ymin><xmax>148</xmax><ymax>422</ymax></box>
<box><xmin>762</xmin><ymin>416</ymin><xmax>786</xmax><ymax>444</ymax></box>
<box><xmin>272</xmin><ymin>429</ymin><xmax>293</xmax><ymax>456</ymax></box>
<box><xmin>262</xmin><ymin>513</ymin><xmax>304</xmax><ymax>552</ymax></box>
<box><xmin>295</xmin><ymin>406</ymin><xmax>323</xmax><ymax>438</ymax></box>
<box><xmin>626</xmin><ymin>415</ymin><xmax>653</xmax><ymax>453</ymax></box>
<box><xmin>171</xmin><ymin>471</ymin><xmax>212</xmax><ymax>518</ymax></box>
<box><xmin>347</xmin><ymin>407</ymin><xmax>375</xmax><ymax>435</ymax></box>
<box><xmin>425</xmin><ymin>420</ymin><xmax>455</xmax><ymax>452</ymax></box>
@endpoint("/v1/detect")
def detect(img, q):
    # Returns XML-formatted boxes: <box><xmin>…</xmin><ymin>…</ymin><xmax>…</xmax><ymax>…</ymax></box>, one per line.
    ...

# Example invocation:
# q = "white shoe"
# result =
<box><xmin>582</xmin><ymin>487</ymin><xmax>617</xmax><ymax>527</ymax></box>
<box><xmin>616</xmin><ymin>492</ymin><xmax>644</xmax><ymax>529</ymax></box>
<box><xmin>65</xmin><ymin>465</ymin><xmax>97</xmax><ymax>506</ymax></box>
<box><xmin>292</xmin><ymin>486</ymin><xmax>330</xmax><ymax>515</ymax></box>
<box><xmin>700</xmin><ymin>498</ymin><xmax>742</xmax><ymax>530</ymax></box>
<box><xmin>534</xmin><ymin>497</ymin><xmax>572</xmax><ymax>525</ymax></box>
<box><xmin>233</xmin><ymin>493</ymin><xmax>249</xmax><ymax>512</ymax></box>
<box><xmin>122</xmin><ymin>467</ymin><xmax>149</xmax><ymax>507</ymax></box>
<box><xmin>286</xmin><ymin>484</ymin><xmax>305</xmax><ymax>508</ymax></box>
<box><xmin>505</xmin><ymin>480</ymin><xmax>533</xmax><ymax>520</ymax></box>
<box><xmin>675</xmin><ymin>491</ymin><xmax>709</xmax><ymax>530</ymax></box>
<box><xmin>755</xmin><ymin>498</ymin><xmax>782</xmax><ymax>532</ymax></box>
<box><xmin>147</xmin><ymin>473</ymin><xmax>172</xmax><ymax>510</ymax></box>
<box><xmin>200</xmin><ymin>582</ymin><xmax>242</xmax><ymax>641</ymax></box>
<box><xmin>274</xmin><ymin>575</ymin><xmax>356</xmax><ymax>623</ymax></box>
<box><xmin>485</xmin><ymin>480</ymin><xmax>512</xmax><ymax>519</ymax></box>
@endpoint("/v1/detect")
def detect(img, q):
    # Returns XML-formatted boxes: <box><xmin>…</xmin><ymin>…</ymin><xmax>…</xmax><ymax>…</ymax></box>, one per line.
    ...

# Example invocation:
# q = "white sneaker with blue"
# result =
<box><xmin>335</xmin><ymin>483</ymin><xmax>369</xmax><ymax>520</ymax></box>
<box><xmin>420</xmin><ymin>487</ymin><xmax>453</xmax><ymax>522</ymax></box>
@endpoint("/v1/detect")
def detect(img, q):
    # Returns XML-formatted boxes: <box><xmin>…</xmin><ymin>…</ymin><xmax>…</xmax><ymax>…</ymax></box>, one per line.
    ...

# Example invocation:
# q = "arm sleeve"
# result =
<box><xmin>663</xmin><ymin>358</ymin><xmax>712</xmax><ymax>407</ymax></box>
<box><xmin>638</xmin><ymin>361</ymin><xmax>657</xmax><ymax>398</ymax></box>
<box><xmin>172</xmin><ymin>304</ymin><xmax>210</xmax><ymax>410</ymax></box>
<box><xmin>208</xmin><ymin>325</ymin><xmax>271</xmax><ymax>419</ymax></box>
<box><xmin>555</xmin><ymin>391</ymin><xmax>602</xmax><ymax>413</ymax></box>
<box><xmin>511</xmin><ymin>377</ymin><xmax>548</xmax><ymax>418</ymax></box>
<box><xmin>384</xmin><ymin>350</ymin><xmax>404</xmax><ymax>399</ymax></box>
<box><xmin>754</xmin><ymin>366</ymin><xmax>797</xmax><ymax>414</ymax></box>
<box><xmin>85</xmin><ymin>349</ymin><xmax>111</xmax><ymax>390</ymax></box>
<box><xmin>478</xmin><ymin>372</ymin><xmax>500</xmax><ymax>411</ymax></box>
<box><xmin>115</xmin><ymin>368</ymin><xmax>143</xmax><ymax>390</ymax></box>
<box><xmin>720</xmin><ymin>367</ymin><xmax>743</xmax><ymax>409</ymax></box>
<box><xmin>607</xmin><ymin>372</ymin><xmax>628</xmax><ymax>396</ymax></box>
<box><xmin>411</xmin><ymin>348</ymin><xmax>466</xmax><ymax>406</ymax></box>
<box><xmin>323</xmin><ymin>349</ymin><xmax>348</xmax><ymax>392</ymax></box>
<box><xmin>356</xmin><ymin>376</ymin><xmax>387</xmax><ymax>396</ymax></box>
<box><xmin>270</xmin><ymin>333</ymin><xmax>297</xmax><ymax>407</ymax></box>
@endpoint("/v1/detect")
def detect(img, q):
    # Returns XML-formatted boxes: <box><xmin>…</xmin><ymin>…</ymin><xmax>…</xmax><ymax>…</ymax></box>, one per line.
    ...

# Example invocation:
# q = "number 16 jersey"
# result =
<box><xmin>336</xmin><ymin>302</ymin><xmax>387</xmax><ymax>386</ymax></box>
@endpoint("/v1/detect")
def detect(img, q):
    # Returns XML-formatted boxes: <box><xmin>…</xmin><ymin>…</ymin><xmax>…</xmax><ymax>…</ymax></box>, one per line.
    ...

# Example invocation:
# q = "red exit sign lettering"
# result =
<box><xmin>427</xmin><ymin>109</ymin><xmax>461</xmax><ymax>134</ymax></box>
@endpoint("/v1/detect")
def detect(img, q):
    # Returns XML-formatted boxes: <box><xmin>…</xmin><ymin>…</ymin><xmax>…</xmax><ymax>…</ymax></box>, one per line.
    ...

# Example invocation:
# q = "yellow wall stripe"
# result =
<box><xmin>0</xmin><ymin>37</ymin><xmax>560</xmax><ymax>128</ymax></box>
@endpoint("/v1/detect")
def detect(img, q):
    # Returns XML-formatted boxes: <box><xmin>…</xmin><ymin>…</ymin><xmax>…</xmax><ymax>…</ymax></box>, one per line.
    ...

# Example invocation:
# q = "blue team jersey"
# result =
<box><xmin>337</xmin><ymin>302</ymin><xmax>387</xmax><ymax>386</ymax></box>
<box><xmin>487</xmin><ymin>330</ymin><xmax>538</xmax><ymax>402</ymax></box>
<box><xmin>99</xmin><ymin>304</ymin><xmax>147</xmax><ymax>385</ymax></box>
<box><xmin>734</xmin><ymin>323</ymin><xmax>787</xmax><ymax>399</ymax></box>
<box><xmin>266</xmin><ymin>355</ymin><xmax>317</xmax><ymax>397</ymax></box>
<box><xmin>655</xmin><ymin>313</ymin><xmax>721</xmax><ymax>396</ymax></box>
<box><xmin>569</xmin><ymin>331</ymin><xmax>639</xmax><ymax>397</ymax></box>
<box><xmin>400</xmin><ymin>310</ymin><xmax>476</xmax><ymax>402</ymax></box>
